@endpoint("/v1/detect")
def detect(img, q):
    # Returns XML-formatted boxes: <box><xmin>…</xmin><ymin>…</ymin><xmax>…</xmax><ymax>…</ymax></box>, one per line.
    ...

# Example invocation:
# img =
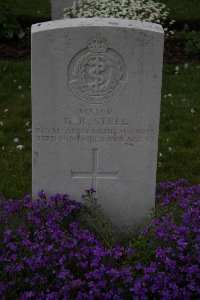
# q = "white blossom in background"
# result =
<box><xmin>191</xmin><ymin>108</ymin><xmax>195</xmax><ymax>113</ymax></box>
<box><xmin>63</xmin><ymin>0</ymin><xmax>171</xmax><ymax>29</ymax></box>
<box><xmin>4</xmin><ymin>109</ymin><xmax>8</xmax><ymax>113</ymax></box>
<box><xmin>14</xmin><ymin>138</ymin><xmax>19</xmax><ymax>143</ymax></box>
<box><xmin>159</xmin><ymin>152</ymin><xmax>163</xmax><ymax>157</ymax></box>
<box><xmin>25</xmin><ymin>122</ymin><xmax>30</xmax><ymax>127</ymax></box>
<box><xmin>184</xmin><ymin>63</ymin><xmax>189</xmax><ymax>69</ymax></box>
<box><xmin>2</xmin><ymin>146</ymin><xmax>5</xmax><ymax>150</ymax></box>
<box><xmin>168</xmin><ymin>147</ymin><xmax>172</xmax><ymax>152</ymax></box>
<box><xmin>0</xmin><ymin>121</ymin><xmax>3</xmax><ymax>126</ymax></box>
<box><xmin>163</xmin><ymin>94</ymin><xmax>174</xmax><ymax>98</ymax></box>
<box><xmin>16</xmin><ymin>145</ymin><xmax>24</xmax><ymax>150</ymax></box>
<box><xmin>18</xmin><ymin>86</ymin><xmax>22</xmax><ymax>90</ymax></box>
<box><xmin>175</xmin><ymin>66</ymin><xmax>179</xmax><ymax>72</ymax></box>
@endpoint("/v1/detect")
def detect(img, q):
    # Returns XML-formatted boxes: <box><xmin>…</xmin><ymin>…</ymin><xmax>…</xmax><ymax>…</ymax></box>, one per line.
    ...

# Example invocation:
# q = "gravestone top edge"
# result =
<box><xmin>32</xmin><ymin>18</ymin><xmax>164</xmax><ymax>34</ymax></box>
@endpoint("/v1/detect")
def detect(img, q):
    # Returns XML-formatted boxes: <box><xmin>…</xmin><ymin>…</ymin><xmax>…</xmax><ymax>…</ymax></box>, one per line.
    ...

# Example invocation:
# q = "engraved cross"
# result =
<box><xmin>71</xmin><ymin>149</ymin><xmax>118</xmax><ymax>191</ymax></box>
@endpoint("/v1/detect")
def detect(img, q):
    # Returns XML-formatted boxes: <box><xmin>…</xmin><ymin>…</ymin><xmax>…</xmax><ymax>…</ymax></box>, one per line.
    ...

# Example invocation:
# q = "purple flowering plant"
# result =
<box><xmin>80</xmin><ymin>188</ymin><xmax>117</xmax><ymax>247</ymax></box>
<box><xmin>0</xmin><ymin>179</ymin><xmax>199</xmax><ymax>299</ymax></box>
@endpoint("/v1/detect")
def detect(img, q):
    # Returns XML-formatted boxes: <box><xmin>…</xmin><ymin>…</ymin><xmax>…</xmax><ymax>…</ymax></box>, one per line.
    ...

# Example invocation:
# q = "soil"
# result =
<box><xmin>0</xmin><ymin>28</ymin><xmax>199</xmax><ymax>64</ymax></box>
<box><xmin>0</xmin><ymin>28</ymin><xmax>31</xmax><ymax>60</ymax></box>
<box><xmin>163</xmin><ymin>35</ymin><xmax>200</xmax><ymax>64</ymax></box>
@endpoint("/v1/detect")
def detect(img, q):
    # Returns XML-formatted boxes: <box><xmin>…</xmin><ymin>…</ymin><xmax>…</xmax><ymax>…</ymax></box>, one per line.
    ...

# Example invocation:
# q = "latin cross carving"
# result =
<box><xmin>71</xmin><ymin>149</ymin><xmax>118</xmax><ymax>191</ymax></box>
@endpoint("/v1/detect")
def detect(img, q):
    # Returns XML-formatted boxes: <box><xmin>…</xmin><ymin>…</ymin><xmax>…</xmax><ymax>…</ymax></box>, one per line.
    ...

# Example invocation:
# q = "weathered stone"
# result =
<box><xmin>51</xmin><ymin>0</ymin><xmax>74</xmax><ymax>20</ymax></box>
<box><xmin>32</xmin><ymin>18</ymin><xmax>164</xmax><ymax>234</ymax></box>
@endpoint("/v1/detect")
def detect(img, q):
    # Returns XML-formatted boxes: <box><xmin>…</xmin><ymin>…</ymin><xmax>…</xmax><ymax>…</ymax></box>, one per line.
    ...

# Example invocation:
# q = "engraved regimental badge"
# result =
<box><xmin>68</xmin><ymin>33</ymin><xmax>127</xmax><ymax>104</ymax></box>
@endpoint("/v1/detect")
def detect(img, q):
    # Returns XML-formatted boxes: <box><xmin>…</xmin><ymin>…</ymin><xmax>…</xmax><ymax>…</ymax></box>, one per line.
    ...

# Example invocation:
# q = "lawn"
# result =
<box><xmin>0</xmin><ymin>61</ymin><xmax>200</xmax><ymax>199</ymax></box>
<box><xmin>0</xmin><ymin>62</ymin><xmax>31</xmax><ymax>199</ymax></box>
<box><xmin>158</xmin><ymin>63</ymin><xmax>200</xmax><ymax>184</ymax></box>
<box><xmin>1</xmin><ymin>0</ymin><xmax>200</xmax><ymax>27</ymax></box>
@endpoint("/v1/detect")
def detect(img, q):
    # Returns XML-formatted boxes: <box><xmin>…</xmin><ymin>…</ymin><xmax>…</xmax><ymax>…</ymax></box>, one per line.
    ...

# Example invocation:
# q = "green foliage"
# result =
<box><xmin>177</xmin><ymin>25</ymin><xmax>200</xmax><ymax>55</ymax></box>
<box><xmin>80</xmin><ymin>191</ymin><xmax>117</xmax><ymax>247</ymax></box>
<box><xmin>1</xmin><ymin>0</ymin><xmax>200</xmax><ymax>29</ymax></box>
<box><xmin>64</xmin><ymin>0</ymin><xmax>170</xmax><ymax>27</ymax></box>
<box><xmin>159</xmin><ymin>0</ymin><xmax>200</xmax><ymax>29</ymax></box>
<box><xmin>158</xmin><ymin>64</ymin><xmax>200</xmax><ymax>184</ymax></box>
<box><xmin>0</xmin><ymin>61</ymin><xmax>31</xmax><ymax>199</ymax></box>
<box><xmin>0</xmin><ymin>6</ymin><xmax>24</xmax><ymax>39</ymax></box>
<box><xmin>0</xmin><ymin>0</ymin><xmax>50</xmax><ymax>21</ymax></box>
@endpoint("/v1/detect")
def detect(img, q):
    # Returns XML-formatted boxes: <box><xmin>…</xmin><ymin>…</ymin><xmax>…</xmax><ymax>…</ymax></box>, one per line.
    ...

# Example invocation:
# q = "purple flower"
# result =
<box><xmin>38</xmin><ymin>190</ymin><xmax>46</xmax><ymax>200</ymax></box>
<box><xmin>0</xmin><ymin>182</ymin><xmax>200</xmax><ymax>299</ymax></box>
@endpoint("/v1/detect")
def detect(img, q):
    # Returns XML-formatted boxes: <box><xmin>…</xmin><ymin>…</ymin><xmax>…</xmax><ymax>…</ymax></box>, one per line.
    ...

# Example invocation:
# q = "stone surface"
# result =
<box><xmin>32</xmin><ymin>18</ymin><xmax>164</xmax><ymax>234</ymax></box>
<box><xmin>51</xmin><ymin>0</ymin><xmax>74</xmax><ymax>20</ymax></box>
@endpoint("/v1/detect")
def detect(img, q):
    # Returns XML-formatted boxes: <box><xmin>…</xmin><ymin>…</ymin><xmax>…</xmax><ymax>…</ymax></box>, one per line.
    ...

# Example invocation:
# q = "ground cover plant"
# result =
<box><xmin>1</xmin><ymin>0</ymin><xmax>200</xmax><ymax>28</ymax></box>
<box><xmin>0</xmin><ymin>180</ymin><xmax>200</xmax><ymax>299</ymax></box>
<box><xmin>63</xmin><ymin>0</ymin><xmax>171</xmax><ymax>28</ymax></box>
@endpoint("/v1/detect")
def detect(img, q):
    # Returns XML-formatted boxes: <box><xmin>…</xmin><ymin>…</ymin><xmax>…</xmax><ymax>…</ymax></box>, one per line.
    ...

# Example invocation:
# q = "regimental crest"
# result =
<box><xmin>68</xmin><ymin>33</ymin><xmax>127</xmax><ymax>104</ymax></box>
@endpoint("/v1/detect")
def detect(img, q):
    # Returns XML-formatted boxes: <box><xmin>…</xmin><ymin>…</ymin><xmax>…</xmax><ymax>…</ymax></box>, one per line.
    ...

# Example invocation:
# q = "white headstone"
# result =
<box><xmin>51</xmin><ymin>0</ymin><xmax>74</xmax><ymax>20</ymax></box>
<box><xmin>32</xmin><ymin>18</ymin><xmax>164</xmax><ymax>234</ymax></box>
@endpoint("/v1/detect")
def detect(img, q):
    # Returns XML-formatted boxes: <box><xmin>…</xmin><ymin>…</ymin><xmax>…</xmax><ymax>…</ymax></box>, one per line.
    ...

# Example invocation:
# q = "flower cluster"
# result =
<box><xmin>0</xmin><ymin>191</ymin><xmax>133</xmax><ymax>299</ymax></box>
<box><xmin>64</xmin><ymin>0</ymin><xmax>171</xmax><ymax>27</ymax></box>
<box><xmin>134</xmin><ymin>179</ymin><xmax>200</xmax><ymax>298</ymax></box>
<box><xmin>0</xmin><ymin>180</ymin><xmax>199</xmax><ymax>299</ymax></box>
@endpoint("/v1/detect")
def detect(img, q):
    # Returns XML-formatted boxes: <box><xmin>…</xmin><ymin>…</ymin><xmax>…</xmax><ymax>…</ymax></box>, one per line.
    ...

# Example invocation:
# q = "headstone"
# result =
<box><xmin>51</xmin><ymin>0</ymin><xmax>74</xmax><ymax>20</ymax></box>
<box><xmin>32</xmin><ymin>18</ymin><xmax>164</xmax><ymax>234</ymax></box>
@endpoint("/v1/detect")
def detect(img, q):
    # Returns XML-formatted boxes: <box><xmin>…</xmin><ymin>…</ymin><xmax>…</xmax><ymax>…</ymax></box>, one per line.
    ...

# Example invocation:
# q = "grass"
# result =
<box><xmin>1</xmin><ymin>0</ymin><xmax>200</xmax><ymax>28</ymax></box>
<box><xmin>0</xmin><ymin>61</ymin><xmax>200</xmax><ymax>199</ymax></box>
<box><xmin>0</xmin><ymin>62</ymin><xmax>31</xmax><ymax>199</ymax></box>
<box><xmin>158</xmin><ymin>64</ymin><xmax>200</xmax><ymax>184</ymax></box>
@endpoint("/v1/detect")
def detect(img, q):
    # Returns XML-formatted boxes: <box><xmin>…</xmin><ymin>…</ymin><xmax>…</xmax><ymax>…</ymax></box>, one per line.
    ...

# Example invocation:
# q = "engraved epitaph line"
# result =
<box><xmin>71</xmin><ymin>149</ymin><xmax>118</xmax><ymax>191</ymax></box>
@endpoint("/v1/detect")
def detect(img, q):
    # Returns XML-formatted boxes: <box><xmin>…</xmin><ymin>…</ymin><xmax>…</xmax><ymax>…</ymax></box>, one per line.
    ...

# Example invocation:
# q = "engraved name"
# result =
<box><xmin>64</xmin><ymin>117</ymin><xmax>129</xmax><ymax>126</ymax></box>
